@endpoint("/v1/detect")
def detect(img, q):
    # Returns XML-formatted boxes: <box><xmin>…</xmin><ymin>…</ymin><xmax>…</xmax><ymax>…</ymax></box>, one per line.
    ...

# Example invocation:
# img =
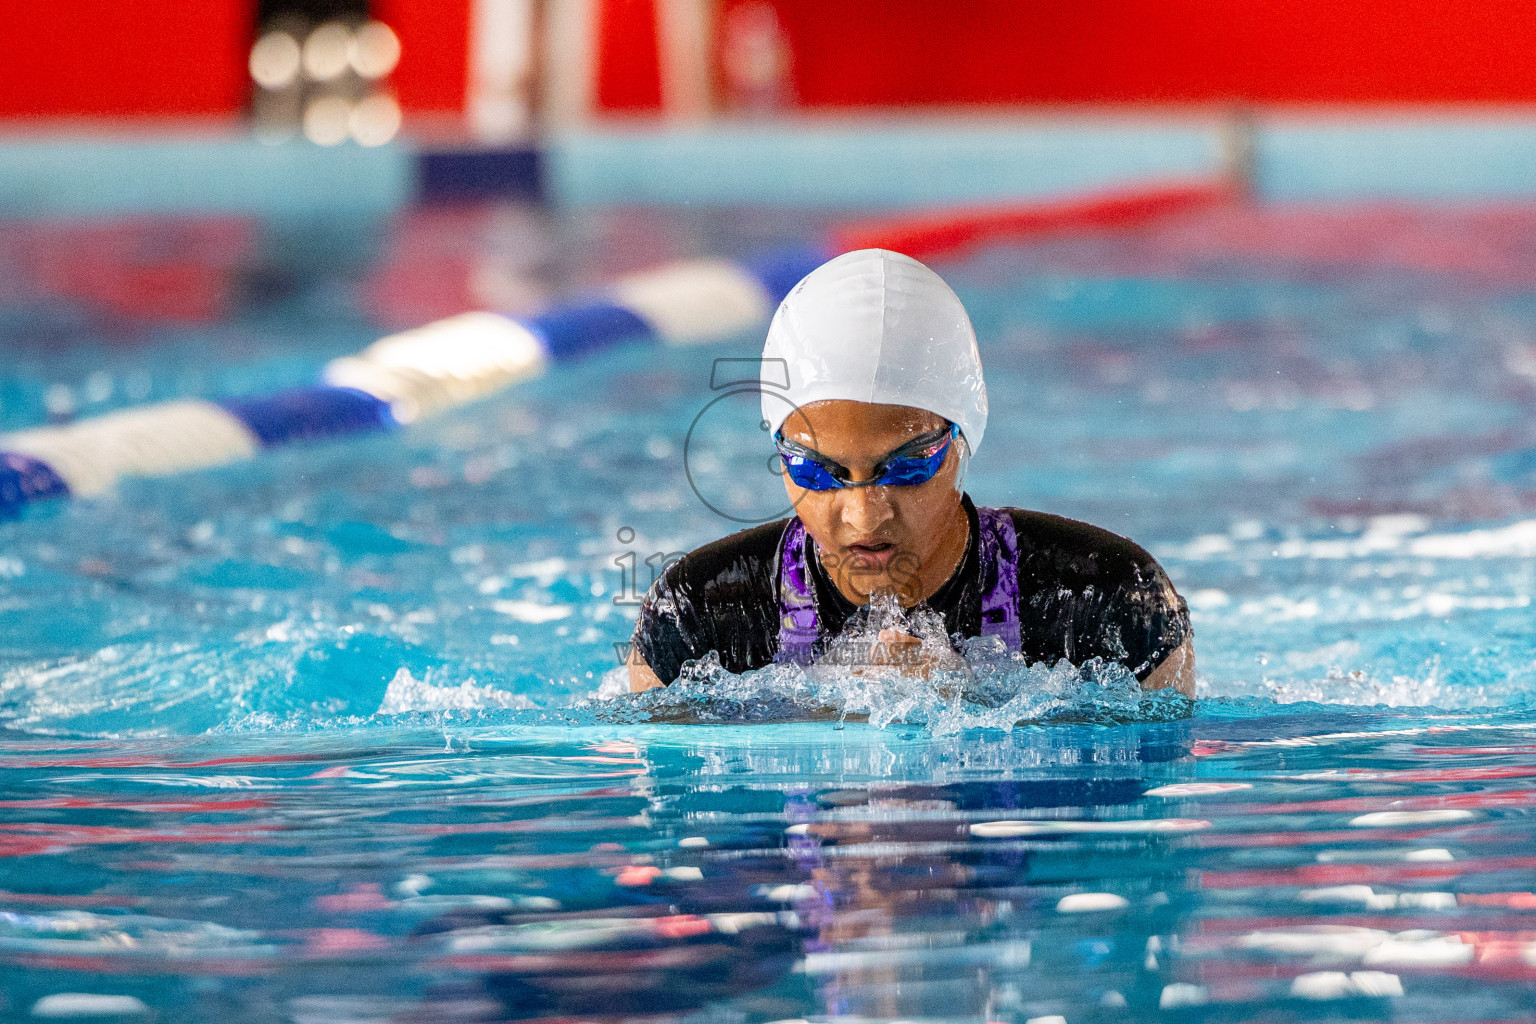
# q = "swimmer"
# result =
<box><xmin>629</xmin><ymin>249</ymin><xmax>1194</xmax><ymax>695</ymax></box>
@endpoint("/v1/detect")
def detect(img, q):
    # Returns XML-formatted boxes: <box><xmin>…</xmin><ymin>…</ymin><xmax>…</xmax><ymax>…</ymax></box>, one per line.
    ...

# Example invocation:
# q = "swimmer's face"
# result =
<box><xmin>779</xmin><ymin>400</ymin><xmax>969</xmax><ymax>607</ymax></box>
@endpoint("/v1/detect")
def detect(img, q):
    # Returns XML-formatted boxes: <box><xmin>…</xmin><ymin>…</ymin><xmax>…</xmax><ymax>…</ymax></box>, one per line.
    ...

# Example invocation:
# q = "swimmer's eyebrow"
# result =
<box><xmin>780</xmin><ymin>423</ymin><xmax>951</xmax><ymax>468</ymax></box>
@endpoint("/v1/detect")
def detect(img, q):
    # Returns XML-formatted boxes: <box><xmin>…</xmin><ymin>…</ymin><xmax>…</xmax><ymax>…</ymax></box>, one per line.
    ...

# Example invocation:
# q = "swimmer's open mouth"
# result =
<box><xmin>845</xmin><ymin>540</ymin><xmax>898</xmax><ymax>566</ymax></box>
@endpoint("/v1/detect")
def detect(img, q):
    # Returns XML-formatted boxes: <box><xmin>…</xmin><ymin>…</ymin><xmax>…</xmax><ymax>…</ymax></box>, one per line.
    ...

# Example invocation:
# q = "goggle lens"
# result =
<box><xmin>781</xmin><ymin>453</ymin><xmax>845</xmax><ymax>490</ymax></box>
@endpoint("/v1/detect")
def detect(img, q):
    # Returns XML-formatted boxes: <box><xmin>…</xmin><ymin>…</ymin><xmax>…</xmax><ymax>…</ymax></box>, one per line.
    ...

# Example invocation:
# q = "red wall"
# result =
<box><xmin>0</xmin><ymin>0</ymin><xmax>468</xmax><ymax>123</ymax></box>
<box><xmin>11</xmin><ymin>1</ymin><xmax>1536</xmax><ymax>125</ymax></box>
<box><xmin>755</xmin><ymin>0</ymin><xmax>1536</xmax><ymax>107</ymax></box>
<box><xmin>595</xmin><ymin>0</ymin><xmax>663</xmax><ymax>111</ymax></box>
<box><xmin>0</xmin><ymin>1</ymin><xmax>251</xmax><ymax>119</ymax></box>
<box><xmin>374</xmin><ymin>0</ymin><xmax>472</xmax><ymax>114</ymax></box>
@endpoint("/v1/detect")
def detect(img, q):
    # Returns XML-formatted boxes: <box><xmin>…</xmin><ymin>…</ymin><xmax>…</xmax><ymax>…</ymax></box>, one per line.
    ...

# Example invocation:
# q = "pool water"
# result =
<box><xmin>2</xmin><ymin>201</ymin><xmax>1536</xmax><ymax>1022</ymax></box>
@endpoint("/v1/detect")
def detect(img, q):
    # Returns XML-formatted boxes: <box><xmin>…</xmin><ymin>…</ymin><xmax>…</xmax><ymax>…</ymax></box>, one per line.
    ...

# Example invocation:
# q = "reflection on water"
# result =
<box><xmin>0</xmin><ymin>713</ymin><xmax>1532</xmax><ymax>1022</ymax></box>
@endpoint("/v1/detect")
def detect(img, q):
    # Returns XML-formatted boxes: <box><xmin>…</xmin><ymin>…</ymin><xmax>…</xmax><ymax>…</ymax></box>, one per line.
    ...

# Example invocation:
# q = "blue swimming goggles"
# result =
<box><xmin>775</xmin><ymin>422</ymin><xmax>960</xmax><ymax>491</ymax></box>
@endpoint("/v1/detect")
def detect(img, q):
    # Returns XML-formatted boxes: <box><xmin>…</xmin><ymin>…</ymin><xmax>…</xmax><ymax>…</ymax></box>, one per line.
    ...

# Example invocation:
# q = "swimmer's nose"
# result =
<box><xmin>837</xmin><ymin>485</ymin><xmax>894</xmax><ymax>534</ymax></box>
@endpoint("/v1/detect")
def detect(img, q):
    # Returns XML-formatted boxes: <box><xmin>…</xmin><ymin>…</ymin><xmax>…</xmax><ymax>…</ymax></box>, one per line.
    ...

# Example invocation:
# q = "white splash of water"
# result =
<box><xmin>598</xmin><ymin>593</ymin><xmax>1188</xmax><ymax>732</ymax></box>
<box><xmin>376</xmin><ymin>668</ymin><xmax>532</xmax><ymax>714</ymax></box>
<box><xmin>1203</xmin><ymin>655</ymin><xmax>1497</xmax><ymax>708</ymax></box>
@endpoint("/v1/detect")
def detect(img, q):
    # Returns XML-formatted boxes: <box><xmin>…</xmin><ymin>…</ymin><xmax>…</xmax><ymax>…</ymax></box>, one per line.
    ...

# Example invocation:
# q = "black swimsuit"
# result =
<box><xmin>632</xmin><ymin>494</ymin><xmax>1190</xmax><ymax>685</ymax></box>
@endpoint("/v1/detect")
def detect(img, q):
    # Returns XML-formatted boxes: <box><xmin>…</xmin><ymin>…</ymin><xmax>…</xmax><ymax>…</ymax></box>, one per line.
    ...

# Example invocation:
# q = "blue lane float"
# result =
<box><xmin>0</xmin><ymin>247</ymin><xmax>829</xmax><ymax>519</ymax></box>
<box><xmin>739</xmin><ymin>245</ymin><xmax>834</xmax><ymax>310</ymax></box>
<box><xmin>0</xmin><ymin>453</ymin><xmax>70</xmax><ymax>520</ymax></box>
<box><xmin>220</xmin><ymin>385</ymin><xmax>400</xmax><ymax>448</ymax></box>
<box><xmin>526</xmin><ymin>301</ymin><xmax>656</xmax><ymax>360</ymax></box>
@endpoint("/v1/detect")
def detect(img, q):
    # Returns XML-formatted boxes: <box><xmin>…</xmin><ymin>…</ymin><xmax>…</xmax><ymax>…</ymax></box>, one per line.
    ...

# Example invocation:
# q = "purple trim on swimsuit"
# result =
<box><xmin>775</xmin><ymin>518</ymin><xmax>821</xmax><ymax>664</ymax></box>
<box><xmin>976</xmin><ymin>506</ymin><xmax>1021</xmax><ymax>651</ymax></box>
<box><xmin>774</xmin><ymin>505</ymin><xmax>1020</xmax><ymax>662</ymax></box>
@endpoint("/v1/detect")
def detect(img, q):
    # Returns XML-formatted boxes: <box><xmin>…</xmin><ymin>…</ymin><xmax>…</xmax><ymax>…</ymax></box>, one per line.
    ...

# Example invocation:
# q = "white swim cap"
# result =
<box><xmin>760</xmin><ymin>248</ymin><xmax>988</xmax><ymax>453</ymax></box>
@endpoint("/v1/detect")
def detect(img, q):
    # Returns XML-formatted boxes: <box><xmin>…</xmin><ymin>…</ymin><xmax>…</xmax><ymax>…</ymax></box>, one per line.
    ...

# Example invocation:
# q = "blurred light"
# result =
<box><xmin>250</xmin><ymin>31</ymin><xmax>302</xmax><ymax>89</ymax></box>
<box><xmin>349</xmin><ymin>94</ymin><xmax>401</xmax><ymax>146</ymax></box>
<box><xmin>722</xmin><ymin>2</ymin><xmax>792</xmax><ymax>113</ymax></box>
<box><xmin>303</xmin><ymin>22</ymin><xmax>353</xmax><ymax>82</ymax></box>
<box><xmin>350</xmin><ymin>21</ymin><xmax>401</xmax><ymax>79</ymax></box>
<box><xmin>84</xmin><ymin>372</ymin><xmax>113</xmax><ymax>404</ymax></box>
<box><xmin>469</xmin><ymin>96</ymin><xmax>527</xmax><ymax>142</ymax></box>
<box><xmin>468</xmin><ymin>0</ymin><xmax>534</xmax><ymax>142</ymax></box>
<box><xmin>44</xmin><ymin>384</ymin><xmax>76</xmax><ymax>420</ymax></box>
<box><xmin>303</xmin><ymin>97</ymin><xmax>352</xmax><ymax>145</ymax></box>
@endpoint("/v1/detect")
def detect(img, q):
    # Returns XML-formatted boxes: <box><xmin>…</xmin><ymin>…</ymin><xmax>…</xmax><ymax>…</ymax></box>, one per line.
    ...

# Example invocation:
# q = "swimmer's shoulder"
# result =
<box><xmin>651</xmin><ymin>518</ymin><xmax>790</xmax><ymax>605</ymax></box>
<box><xmin>993</xmin><ymin>507</ymin><xmax>1189</xmax><ymax>681</ymax></box>
<box><xmin>996</xmin><ymin>506</ymin><xmax>1174</xmax><ymax>592</ymax></box>
<box><xmin>636</xmin><ymin>519</ymin><xmax>788</xmax><ymax>683</ymax></box>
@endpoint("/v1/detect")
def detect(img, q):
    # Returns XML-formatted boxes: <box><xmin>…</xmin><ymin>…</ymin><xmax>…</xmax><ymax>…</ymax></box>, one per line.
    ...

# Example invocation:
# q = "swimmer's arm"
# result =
<box><xmin>628</xmin><ymin>654</ymin><xmax>666</xmax><ymax>692</ymax></box>
<box><xmin>1140</xmin><ymin>637</ymin><xmax>1195</xmax><ymax>697</ymax></box>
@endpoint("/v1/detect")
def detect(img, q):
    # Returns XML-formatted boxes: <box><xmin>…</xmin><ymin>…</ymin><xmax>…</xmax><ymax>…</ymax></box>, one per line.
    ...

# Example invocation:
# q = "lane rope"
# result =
<box><xmin>0</xmin><ymin>177</ymin><xmax>1230</xmax><ymax>518</ymax></box>
<box><xmin>0</xmin><ymin>246</ymin><xmax>828</xmax><ymax>518</ymax></box>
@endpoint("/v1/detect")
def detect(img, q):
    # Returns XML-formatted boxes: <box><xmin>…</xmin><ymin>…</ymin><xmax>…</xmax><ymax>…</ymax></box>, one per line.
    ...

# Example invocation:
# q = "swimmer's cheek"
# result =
<box><xmin>1140</xmin><ymin>637</ymin><xmax>1195</xmax><ymax>697</ymax></box>
<box><xmin>628</xmin><ymin>654</ymin><xmax>667</xmax><ymax>692</ymax></box>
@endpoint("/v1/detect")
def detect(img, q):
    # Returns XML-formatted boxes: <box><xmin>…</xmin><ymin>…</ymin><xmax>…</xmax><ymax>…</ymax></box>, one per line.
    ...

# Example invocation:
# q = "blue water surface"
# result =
<box><xmin>1</xmin><ymin>202</ymin><xmax>1535</xmax><ymax>1022</ymax></box>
